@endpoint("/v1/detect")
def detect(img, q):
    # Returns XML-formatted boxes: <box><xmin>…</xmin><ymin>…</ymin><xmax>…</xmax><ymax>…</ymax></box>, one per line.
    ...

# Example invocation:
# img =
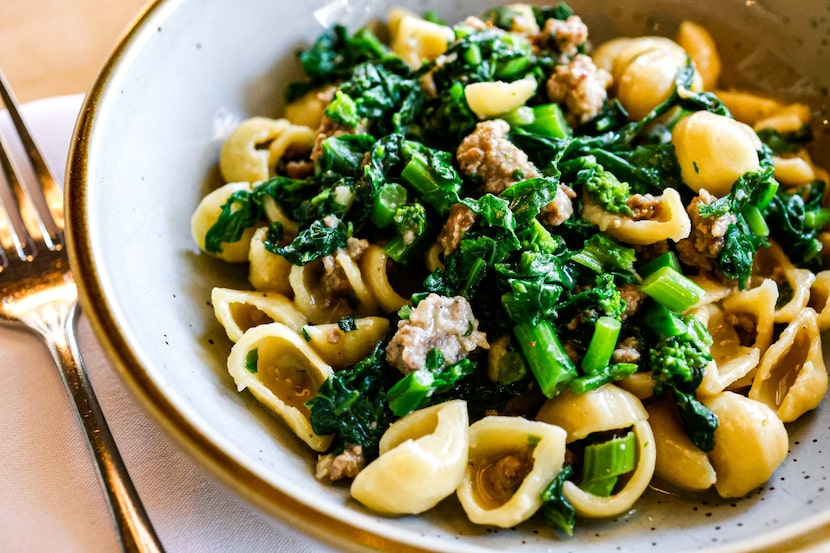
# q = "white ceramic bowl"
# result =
<box><xmin>66</xmin><ymin>0</ymin><xmax>830</xmax><ymax>551</ymax></box>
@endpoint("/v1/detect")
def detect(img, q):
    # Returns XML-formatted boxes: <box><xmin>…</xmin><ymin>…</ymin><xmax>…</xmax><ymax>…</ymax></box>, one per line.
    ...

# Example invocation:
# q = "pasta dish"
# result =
<box><xmin>190</xmin><ymin>2</ymin><xmax>830</xmax><ymax>535</ymax></box>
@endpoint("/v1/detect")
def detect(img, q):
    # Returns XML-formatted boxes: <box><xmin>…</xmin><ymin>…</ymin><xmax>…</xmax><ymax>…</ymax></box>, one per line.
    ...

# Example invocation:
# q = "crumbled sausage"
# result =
<box><xmin>386</xmin><ymin>293</ymin><xmax>489</xmax><ymax>374</ymax></box>
<box><xmin>483</xmin><ymin>452</ymin><xmax>533</xmax><ymax>504</ymax></box>
<box><xmin>619</xmin><ymin>283</ymin><xmax>646</xmax><ymax>320</ymax></box>
<box><xmin>319</xmin><ymin>238</ymin><xmax>369</xmax><ymax>302</ymax></box>
<box><xmin>539</xmin><ymin>183</ymin><xmax>576</xmax><ymax>226</ymax></box>
<box><xmin>315</xmin><ymin>444</ymin><xmax>365</xmax><ymax>482</ymax></box>
<box><xmin>284</xmin><ymin>159</ymin><xmax>315</xmax><ymax>179</ymax></box>
<box><xmin>676</xmin><ymin>189</ymin><xmax>736</xmax><ymax>273</ymax></box>
<box><xmin>536</xmin><ymin>15</ymin><xmax>588</xmax><ymax>58</ymax></box>
<box><xmin>611</xmin><ymin>335</ymin><xmax>642</xmax><ymax>364</ymax></box>
<box><xmin>625</xmin><ymin>193</ymin><xmax>663</xmax><ymax>220</ymax></box>
<box><xmin>437</xmin><ymin>204</ymin><xmax>477</xmax><ymax>256</ymax></box>
<box><xmin>545</xmin><ymin>54</ymin><xmax>612</xmax><ymax>126</ymax></box>
<box><xmin>456</xmin><ymin>119</ymin><xmax>541</xmax><ymax>195</ymax></box>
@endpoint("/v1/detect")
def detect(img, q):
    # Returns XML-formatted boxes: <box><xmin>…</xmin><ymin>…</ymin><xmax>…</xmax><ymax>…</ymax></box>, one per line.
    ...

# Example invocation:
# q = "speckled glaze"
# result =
<box><xmin>66</xmin><ymin>0</ymin><xmax>830</xmax><ymax>551</ymax></box>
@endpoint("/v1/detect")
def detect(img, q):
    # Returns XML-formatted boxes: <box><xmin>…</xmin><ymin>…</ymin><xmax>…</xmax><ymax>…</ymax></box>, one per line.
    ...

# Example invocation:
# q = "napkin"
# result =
<box><xmin>0</xmin><ymin>95</ymin><xmax>340</xmax><ymax>553</ymax></box>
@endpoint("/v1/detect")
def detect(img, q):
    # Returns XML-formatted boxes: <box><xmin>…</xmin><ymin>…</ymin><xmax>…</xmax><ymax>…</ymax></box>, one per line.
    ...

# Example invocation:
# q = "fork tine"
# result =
<box><xmin>0</xmin><ymin>132</ymin><xmax>37</xmax><ymax>262</ymax></box>
<box><xmin>0</xmin><ymin>70</ymin><xmax>62</xmax><ymax>251</ymax></box>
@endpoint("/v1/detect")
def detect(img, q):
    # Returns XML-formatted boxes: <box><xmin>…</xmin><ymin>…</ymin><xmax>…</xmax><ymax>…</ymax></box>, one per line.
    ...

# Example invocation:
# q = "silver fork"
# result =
<box><xmin>0</xmin><ymin>71</ymin><xmax>165</xmax><ymax>553</ymax></box>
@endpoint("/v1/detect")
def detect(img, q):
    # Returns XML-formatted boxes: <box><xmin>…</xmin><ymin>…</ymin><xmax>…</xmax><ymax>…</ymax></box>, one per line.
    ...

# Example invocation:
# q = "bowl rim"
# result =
<box><xmin>63</xmin><ymin>0</ymin><xmax>830</xmax><ymax>551</ymax></box>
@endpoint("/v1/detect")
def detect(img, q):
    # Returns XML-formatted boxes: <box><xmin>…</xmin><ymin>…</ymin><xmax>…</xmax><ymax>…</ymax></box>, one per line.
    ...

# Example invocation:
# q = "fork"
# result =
<box><xmin>0</xmin><ymin>71</ymin><xmax>165</xmax><ymax>553</ymax></box>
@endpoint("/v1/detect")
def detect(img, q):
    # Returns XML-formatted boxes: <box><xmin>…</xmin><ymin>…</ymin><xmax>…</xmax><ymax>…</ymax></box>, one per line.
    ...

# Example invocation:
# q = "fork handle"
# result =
<box><xmin>45</xmin><ymin>304</ymin><xmax>166</xmax><ymax>553</ymax></box>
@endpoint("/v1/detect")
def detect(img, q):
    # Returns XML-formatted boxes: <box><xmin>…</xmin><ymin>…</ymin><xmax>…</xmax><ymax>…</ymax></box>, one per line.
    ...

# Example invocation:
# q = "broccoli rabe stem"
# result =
<box><xmin>581</xmin><ymin>316</ymin><xmax>622</xmax><ymax>375</ymax></box>
<box><xmin>638</xmin><ymin>251</ymin><xmax>682</xmax><ymax>278</ymax></box>
<box><xmin>579</xmin><ymin>431</ymin><xmax>637</xmax><ymax>497</ymax></box>
<box><xmin>400</xmin><ymin>153</ymin><xmax>458</xmax><ymax>216</ymax></box>
<box><xmin>514</xmin><ymin>320</ymin><xmax>577</xmax><ymax>398</ymax></box>
<box><xmin>569</xmin><ymin>363</ymin><xmax>638</xmax><ymax>394</ymax></box>
<box><xmin>741</xmin><ymin>204</ymin><xmax>770</xmax><ymax>237</ymax></box>
<box><xmin>640</xmin><ymin>265</ymin><xmax>705</xmax><ymax>313</ymax></box>
<box><xmin>370</xmin><ymin>182</ymin><xmax>408</xmax><ymax>228</ymax></box>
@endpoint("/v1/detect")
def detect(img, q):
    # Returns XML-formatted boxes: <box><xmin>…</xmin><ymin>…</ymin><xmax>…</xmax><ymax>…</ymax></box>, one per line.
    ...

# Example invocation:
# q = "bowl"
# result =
<box><xmin>66</xmin><ymin>0</ymin><xmax>830</xmax><ymax>551</ymax></box>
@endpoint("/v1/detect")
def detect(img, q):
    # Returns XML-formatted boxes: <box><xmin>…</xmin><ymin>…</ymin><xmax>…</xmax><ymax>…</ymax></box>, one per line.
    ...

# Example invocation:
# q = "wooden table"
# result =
<box><xmin>0</xmin><ymin>0</ymin><xmax>148</xmax><ymax>103</ymax></box>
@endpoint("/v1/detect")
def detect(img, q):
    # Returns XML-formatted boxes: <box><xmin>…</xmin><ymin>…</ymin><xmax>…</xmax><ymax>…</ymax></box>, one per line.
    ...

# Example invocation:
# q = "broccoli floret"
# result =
<box><xmin>647</xmin><ymin>315</ymin><xmax>719</xmax><ymax>451</ymax></box>
<box><xmin>576</xmin><ymin>157</ymin><xmax>633</xmax><ymax>215</ymax></box>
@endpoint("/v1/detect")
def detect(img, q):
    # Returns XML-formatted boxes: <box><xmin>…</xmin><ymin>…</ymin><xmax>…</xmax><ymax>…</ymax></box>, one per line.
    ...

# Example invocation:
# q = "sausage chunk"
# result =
<box><xmin>546</xmin><ymin>54</ymin><xmax>612</xmax><ymax>126</ymax></box>
<box><xmin>676</xmin><ymin>189</ymin><xmax>736</xmax><ymax>273</ymax></box>
<box><xmin>386</xmin><ymin>294</ymin><xmax>489</xmax><ymax>374</ymax></box>
<box><xmin>456</xmin><ymin>119</ymin><xmax>541</xmax><ymax>195</ymax></box>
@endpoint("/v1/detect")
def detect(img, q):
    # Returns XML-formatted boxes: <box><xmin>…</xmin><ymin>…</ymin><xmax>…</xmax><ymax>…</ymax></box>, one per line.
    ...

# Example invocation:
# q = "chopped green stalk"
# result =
<box><xmin>581</xmin><ymin>316</ymin><xmax>622</xmax><ymax>374</ymax></box>
<box><xmin>370</xmin><ymin>182</ymin><xmax>408</xmax><ymax>228</ymax></box>
<box><xmin>501</xmin><ymin>105</ymin><xmax>535</xmax><ymax>128</ymax></box>
<box><xmin>579</xmin><ymin>431</ymin><xmax>637</xmax><ymax>497</ymax></box>
<box><xmin>571</xmin><ymin>234</ymin><xmax>637</xmax><ymax>275</ymax></box>
<box><xmin>388</xmin><ymin>370</ymin><xmax>434</xmax><ymax>416</ymax></box>
<box><xmin>463</xmin><ymin>43</ymin><xmax>482</xmax><ymax>65</ymax></box>
<box><xmin>514</xmin><ymin>320</ymin><xmax>577</xmax><ymax>398</ymax></box>
<box><xmin>400</xmin><ymin>152</ymin><xmax>460</xmax><ymax>216</ymax></box>
<box><xmin>383</xmin><ymin>227</ymin><xmax>430</xmax><ymax>264</ymax></box>
<box><xmin>643</xmin><ymin>302</ymin><xmax>689</xmax><ymax>339</ymax></box>
<box><xmin>741</xmin><ymin>204</ymin><xmax>769</xmax><ymax>237</ymax></box>
<box><xmin>806</xmin><ymin>207</ymin><xmax>830</xmax><ymax>230</ymax></box>
<box><xmin>569</xmin><ymin>363</ymin><xmax>638</xmax><ymax>394</ymax></box>
<box><xmin>640</xmin><ymin>265</ymin><xmax>705</xmax><ymax>313</ymax></box>
<box><xmin>639</xmin><ymin>251</ymin><xmax>682</xmax><ymax>278</ymax></box>
<box><xmin>523</xmin><ymin>103</ymin><xmax>571</xmax><ymax>139</ymax></box>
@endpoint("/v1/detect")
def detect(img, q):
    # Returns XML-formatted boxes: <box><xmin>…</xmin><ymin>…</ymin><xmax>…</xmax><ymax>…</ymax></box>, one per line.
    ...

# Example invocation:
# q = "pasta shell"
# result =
<box><xmin>219</xmin><ymin>117</ymin><xmax>315</xmax><ymax>183</ymax></box>
<box><xmin>351</xmin><ymin>400</ymin><xmax>469</xmax><ymax>515</ymax></box>
<box><xmin>648</xmin><ymin>399</ymin><xmax>716</xmax><ymax>491</ymax></box>
<box><xmin>749</xmin><ymin>308</ymin><xmax>828</xmax><ymax>422</ymax></box>
<box><xmin>535</xmin><ymin>384</ymin><xmax>648</xmax><ymax>442</ymax></box>
<box><xmin>248</xmin><ymin>227</ymin><xmax>295</xmax><ymax>295</ymax></box>
<box><xmin>808</xmin><ymin>270</ymin><xmax>830</xmax><ymax>331</ymax></box>
<box><xmin>390</xmin><ymin>11</ymin><xmax>455</xmax><ymax>69</ymax></box>
<box><xmin>212</xmin><ymin>287</ymin><xmax>307</xmax><ymax>342</ymax></box>
<box><xmin>702</xmin><ymin>392</ymin><xmax>788</xmax><ymax>498</ymax></box>
<box><xmin>228</xmin><ymin>322</ymin><xmax>333</xmax><ymax>451</ymax></box>
<box><xmin>464</xmin><ymin>75</ymin><xmax>537</xmax><ymax>119</ymax></box>
<box><xmin>773</xmin><ymin>268</ymin><xmax>816</xmax><ymax>324</ymax></box>
<box><xmin>674</xmin><ymin>20</ymin><xmax>721</xmax><ymax>90</ymax></box>
<box><xmin>190</xmin><ymin>181</ymin><xmax>257</xmax><ymax>262</ymax></box>
<box><xmin>358</xmin><ymin>244</ymin><xmax>410</xmax><ymax>313</ymax></box>
<box><xmin>562</xmin><ymin>419</ymin><xmax>656</xmax><ymax>518</ymax></box>
<box><xmin>301</xmin><ymin>317</ymin><xmax>391</xmax><ymax>369</ymax></box>
<box><xmin>581</xmin><ymin>188</ymin><xmax>691</xmax><ymax>245</ymax></box>
<box><xmin>457</xmin><ymin>416</ymin><xmax>566</xmax><ymax>528</ymax></box>
<box><xmin>672</xmin><ymin>111</ymin><xmax>762</xmax><ymax>197</ymax></box>
<box><xmin>290</xmin><ymin>249</ymin><xmax>379</xmax><ymax>324</ymax></box>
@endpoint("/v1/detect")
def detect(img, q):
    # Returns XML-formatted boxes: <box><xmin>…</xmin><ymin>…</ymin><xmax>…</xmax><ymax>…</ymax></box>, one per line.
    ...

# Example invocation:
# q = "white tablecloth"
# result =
<box><xmin>0</xmin><ymin>95</ymin><xmax>340</xmax><ymax>553</ymax></box>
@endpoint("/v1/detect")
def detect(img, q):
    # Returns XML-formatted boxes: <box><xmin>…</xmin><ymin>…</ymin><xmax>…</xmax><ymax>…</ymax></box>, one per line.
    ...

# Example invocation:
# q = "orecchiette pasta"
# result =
<box><xmin>219</xmin><ymin>117</ymin><xmax>316</xmax><ymax>184</ymax></box>
<box><xmin>464</xmin><ymin>75</ymin><xmax>538</xmax><ymax>119</ymax></box>
<box><xmin>289</xmin><ymin>249</ymin><xmax>379</xmax><ymax>324</ymax></box>
<box><xmin>351</xmin><ymin>400</ymin><xmax>469</xmax><ymax>514</ymax></box>
<box><xmin>809</xmin><ymin>270</ymin><xmax>830</xmax><ymax>331</ymax></box>
<box><xmin>227</xmin><ymin>322</ymin><xmax>333</xmax><ymax>451</ymax></box>
<box><xmin>191</xmin><ymin>181</ymin><xmax>258</xmax><ymax>262</ymax></box>
<box><xmin>672</xmin><ymin>110</ymin><xmax>762</xmax><ymax>196</ymax></box>
<box><xmin>358</xmin><ymin>245</ymin><xmax>410</xmax><ymax>313</ymax></box>
<box><xmin>749</xmin><ymin>308</ymin><xmax>828</xmax><ymax>422</ymax></box>
<box><xmin>456</xmin><ymin>416</ymin><xmax>566</xmax><ymax>527</ymax></box>
<box><xmin>211</xmin><ymin>287</ymin><xmax>307</xmax><ymax>341</ymax></box>
<box><xmin>389</xmin><ymin>10</ymin><xmax>455</xmax><ymax>69</ymax></box>
<box><xmin>648</xmin><ymin>400</ymin><xmax>716</xmax><ymax>491</ymax></box>
<box><xmin>536</xmin><ymin>385</ymin><xmax>655</xmax><ymax>517</ymax></box>
<box><xmin>694</xmin><ymin>304</ymin><xmax>761</xmax><ymax>395</ymax></box>
<box><xmin>301</xmin><ymin>316</ymin><xmax>391</xmax><ymax>370</ymax></box>
<box><xmin>702</xmin><ymin>392</ymin><xmax>788</xmax><ymax>498</ymax></box>
<box><xmin>248</xmin><ymin>227</ymin><xmax>295</xmax><ymax>295</ymax></box>
<box><xmin>674</xmin><ymin>20</ymin><xmax>721</xmax><ymax>90</ymax></box>
<box><xmin>581</xmin><ymin>188</ymin><xmax>691</xmax><ymax>245</ymax></box>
